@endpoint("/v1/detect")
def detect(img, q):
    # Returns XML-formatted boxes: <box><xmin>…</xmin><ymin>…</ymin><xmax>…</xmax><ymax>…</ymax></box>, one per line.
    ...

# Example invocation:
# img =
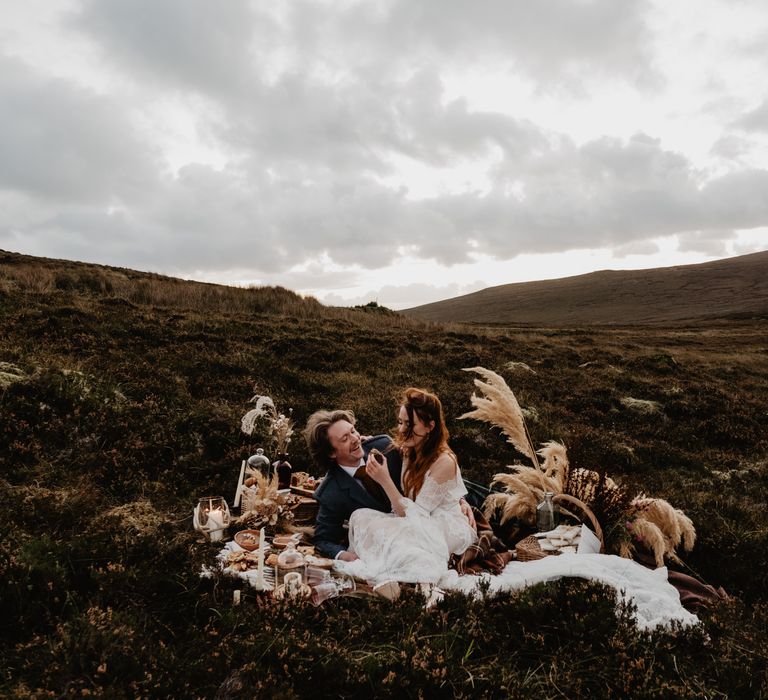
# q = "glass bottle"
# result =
<box><xmin>274</xmin><ymin>452</ymin><xmax>293</xmax><ymax>490</ymax></box>
<box><xmin>536</xmin><ymin>492</ymin><xmax>557</xmax><ymax>532</ymax></box>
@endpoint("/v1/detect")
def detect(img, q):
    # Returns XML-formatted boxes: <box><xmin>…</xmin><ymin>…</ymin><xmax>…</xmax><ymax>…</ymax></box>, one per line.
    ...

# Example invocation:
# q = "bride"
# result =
<box><xmin>335</xmin><ymin>388</ymin><xmax>477</xmax><ymax>585</ymax></box>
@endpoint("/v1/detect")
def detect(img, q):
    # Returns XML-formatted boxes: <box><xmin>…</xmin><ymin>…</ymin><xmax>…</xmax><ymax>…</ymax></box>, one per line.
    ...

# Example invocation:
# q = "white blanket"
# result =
<box><xmin>435</xmin><ymin>553</ymin><xmax>699</xmax><ymax>631</ymax></box>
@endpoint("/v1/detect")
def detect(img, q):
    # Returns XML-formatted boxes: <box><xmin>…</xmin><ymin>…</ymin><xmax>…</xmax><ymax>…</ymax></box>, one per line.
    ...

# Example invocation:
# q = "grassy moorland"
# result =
<box><xmin>1</xmin><ymin>250</ymin><xmax>767</xmax><ymax>698</ymax></box>
<box><xmin>405</xmin><ymin>250</ymin><xmax>768</xmax><ymax>326</ymax></box>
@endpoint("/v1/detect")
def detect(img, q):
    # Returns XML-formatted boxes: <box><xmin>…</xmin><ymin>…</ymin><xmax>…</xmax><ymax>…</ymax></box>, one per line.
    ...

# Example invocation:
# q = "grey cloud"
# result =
<box><xmin>0</xmin><ymin>55</ymin><xmax>160</xmax><ymax>203</ymax></box>
<box><xmin>676</xmin><ymin>230</ymin><xmax>733</xmax><ymax>256</ymax></box>
<box><xmin>733</xmin><ymin>97</ymin><xmax>768</xmax><ymax>133</ymax></box>
<box><xmin>710</xmin><ymin>135</ymin><xmax>756</xmax><ymax>161</ymax></box>
<box><xmin>412</xmin><ymin>136</ymin><xmax>768</xmax><ymax>264</ymax></box>
<box><xmin>333</xmin><ymin>0</ymin><xmax>658</xmax><ymax>91</ymax></box>
<box><xmin>72</xmin><ymin>0</ymin><xmax>262</xmax><ymax>97</ymax></box>
<box><xmin>3</xmin><ymin>2</ymin><xmax>766</xmax><ymax>285</ymax></box>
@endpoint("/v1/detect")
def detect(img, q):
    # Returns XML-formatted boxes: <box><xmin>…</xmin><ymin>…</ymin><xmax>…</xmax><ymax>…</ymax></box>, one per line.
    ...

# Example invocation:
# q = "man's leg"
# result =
<box><xmin>462</xmin><ymin>479</ymin><xmax>493</xmax><ymax>510</ymax></box>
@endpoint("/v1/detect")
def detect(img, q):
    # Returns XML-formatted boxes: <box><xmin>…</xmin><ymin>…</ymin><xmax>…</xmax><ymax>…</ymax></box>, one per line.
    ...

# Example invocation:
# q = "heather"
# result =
<box><xmin>1</xmin><ymin>251</ymin><xmax>767</xmax><ymax>698</ymax></box>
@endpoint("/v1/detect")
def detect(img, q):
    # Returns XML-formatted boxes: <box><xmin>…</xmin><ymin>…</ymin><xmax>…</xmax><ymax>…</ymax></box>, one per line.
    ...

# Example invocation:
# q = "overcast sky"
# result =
<box><xmin>2</xmin><ymin>0</ymin><xmax>767</xmax><ymax>309</ymax></box>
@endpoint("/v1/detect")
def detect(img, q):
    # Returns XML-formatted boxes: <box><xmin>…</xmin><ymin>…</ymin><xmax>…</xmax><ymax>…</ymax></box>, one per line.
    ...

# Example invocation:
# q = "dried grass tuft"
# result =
<box><xmin>490</xmin><ymin>473</ymin><xmax>540</xmax><ymax>507</ymax></box>
<box><xmin>634</xmin><ymin>496</ymin><xmax>682</xmax><ymax>549</ymax></box>
<box><xmin>0</xmin><ymin>362</ymin><xmax>27</xmax><ymax>388</ymax></box>
<box><xmin>676</xmin><ymin>509</ymin><xmax>697</xmax><ymax>551</ymax></box>
<box><xmin>98</xmin><ymin>501</ymin><xmax>166</xmax><ymax>538</ymax></box>
<box><xmin>504</xmin><ymin>361</ymin><xmax>536</xmax><ymax>374</ymax></box>
<box><xmin>620</xmin><ymin>397</ymin><xmax>663</xmax><ymax>415</ymax></box>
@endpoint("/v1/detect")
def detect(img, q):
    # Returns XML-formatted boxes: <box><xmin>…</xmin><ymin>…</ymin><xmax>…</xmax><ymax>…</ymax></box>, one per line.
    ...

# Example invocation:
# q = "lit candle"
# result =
<box><xmin>207</xmin><ymin>508</ymin><xmax>225</xmax><ymax>542</ymax></box>
<box><xmin>256</xmin><ymin>527</ymin><xmax>265</xmax><ymax>579</ymax></box>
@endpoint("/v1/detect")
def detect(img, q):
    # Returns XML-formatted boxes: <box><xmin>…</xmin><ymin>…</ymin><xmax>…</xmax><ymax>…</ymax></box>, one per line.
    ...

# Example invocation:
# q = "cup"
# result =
<box><xmin>284</xmin><ymin>571</ymin><xmax>303</xmax><ymax>598</ymax></box>
<box><xmin>306</xmin><ymin>566</ymin><xmax>332</xmax><ymax>586</ymax></box>
<box><xmin>310</xmin><ymin>576</ymin><xmax>356</xmax><ymax>606</ymax></box>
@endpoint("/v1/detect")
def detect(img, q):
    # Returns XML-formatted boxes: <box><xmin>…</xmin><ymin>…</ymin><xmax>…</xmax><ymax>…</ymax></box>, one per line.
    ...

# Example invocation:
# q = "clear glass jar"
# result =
<box><xmin>275</xmin><ymin>541</ymin><xmax>306</xmax><ymax>586</ymax></box>
<box><xmin>193</xmin><ymin>496</ymin><xmax>230</xmax><ymax>542</ymax></box>
<box><xmin>247</xmin><ymin>447</ymin><xmax>271</xmax><ymax>471</ymax></box>
<box><xmin>536</xmin><ymin>492</ymin><xmax>557</xmax><ymax>532</ymax></box>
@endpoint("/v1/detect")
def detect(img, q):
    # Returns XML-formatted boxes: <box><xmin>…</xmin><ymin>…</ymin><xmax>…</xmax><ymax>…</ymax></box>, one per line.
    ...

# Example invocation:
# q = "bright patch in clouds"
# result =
<box><xmin>1</xmin><ymin>0</ymin><xmax>767</xmax><ymax>308</ymax></box>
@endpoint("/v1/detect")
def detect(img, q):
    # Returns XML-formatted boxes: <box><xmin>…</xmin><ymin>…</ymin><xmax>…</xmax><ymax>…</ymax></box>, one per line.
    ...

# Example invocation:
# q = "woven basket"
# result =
<box><xmin>291</xmin><ymin>496</ymin><xmax>319</xmax><ymax>525</ymax></box>
<box><xmin>515</xmin><ymin>534</ymin><xmax>554</xmax><ymax>562</ymax></box>
<box><xmin>515</xmin><ymin>494</ymin><xmax>604</xmax><ymax>561</ymax></box>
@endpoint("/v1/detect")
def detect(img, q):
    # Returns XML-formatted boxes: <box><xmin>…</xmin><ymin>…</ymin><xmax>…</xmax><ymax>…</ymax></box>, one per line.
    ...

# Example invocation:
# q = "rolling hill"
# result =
<box><xmin>403</xmin><ymin>250</ymin><xmax>768</xmax><ymax>325</ymax></box>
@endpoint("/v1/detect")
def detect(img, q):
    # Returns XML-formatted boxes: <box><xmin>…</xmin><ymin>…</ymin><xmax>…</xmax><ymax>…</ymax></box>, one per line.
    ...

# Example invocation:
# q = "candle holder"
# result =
<box><xmin>193</xmin><ymin>496</ymin><xmax>231</xmax><ymax>542</ymax></box>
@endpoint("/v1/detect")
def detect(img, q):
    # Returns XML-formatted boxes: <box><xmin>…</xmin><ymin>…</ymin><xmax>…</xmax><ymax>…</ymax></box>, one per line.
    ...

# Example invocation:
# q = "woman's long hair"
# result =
<box><xmin>395</xmin><ymin>387</ymin><xmax>452</xmax><ymax>498</ymax></box>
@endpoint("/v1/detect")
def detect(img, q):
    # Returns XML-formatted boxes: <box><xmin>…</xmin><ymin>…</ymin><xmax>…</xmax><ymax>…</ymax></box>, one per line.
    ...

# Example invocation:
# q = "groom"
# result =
<box><xmin>304</xmin><ymin>408</ymin><xmax>477</xmax><ymax>561</ymax></box>
<box><xmin>304</xmin><ymin>409</ymin><xmax>400</xmax><ymax>560</ymax></box>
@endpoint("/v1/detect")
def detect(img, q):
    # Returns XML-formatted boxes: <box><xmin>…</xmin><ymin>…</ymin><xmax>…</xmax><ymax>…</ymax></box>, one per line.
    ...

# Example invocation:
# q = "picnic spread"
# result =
<box><xmin>197</xmin><ymin>374</ymin><xmax>727</xmax><ymax>628</ymax></box>
<box><xmin>198</xmin><ymin>477</ymin><xmax>712</xmax><ymax>629</ymax></box>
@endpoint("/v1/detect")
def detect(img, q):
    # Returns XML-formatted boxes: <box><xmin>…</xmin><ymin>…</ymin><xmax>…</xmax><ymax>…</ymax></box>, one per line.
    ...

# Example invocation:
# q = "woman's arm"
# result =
<box><xmin>366</xmin><ymin>452</ymin><xmax>408</xmax><ymax>516</ymax></box>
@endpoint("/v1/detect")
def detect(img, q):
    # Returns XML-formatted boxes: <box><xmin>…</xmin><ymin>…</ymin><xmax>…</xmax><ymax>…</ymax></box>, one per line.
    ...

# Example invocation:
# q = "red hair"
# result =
<box><xmin>395</xmin><ymin>387</ymin><xmax>452</xmax><ymax>498</ymax></box>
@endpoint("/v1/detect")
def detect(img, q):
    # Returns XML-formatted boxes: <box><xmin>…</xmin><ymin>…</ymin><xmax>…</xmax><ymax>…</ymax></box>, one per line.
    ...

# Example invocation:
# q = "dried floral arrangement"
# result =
<box><xmin>461</xmin><ymin>366</ymin><xmax>696</xmax><ymax>567</ymax></box>
<box><xmin>236</xmin><ymin>470</ymin><xmax>300</xmax><ymax>532</ymax></box>
<box><xmin>241</xmin><ymin>394</ymin><xmax>295</xmax><ymax>456</ymax></box>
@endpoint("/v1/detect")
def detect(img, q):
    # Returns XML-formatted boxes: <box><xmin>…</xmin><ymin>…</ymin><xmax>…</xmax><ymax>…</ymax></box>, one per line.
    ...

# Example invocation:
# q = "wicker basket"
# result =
<box><xmin>515</xmin><ymin>494</ymin><xmax>604</xmax><ymax>561</ymax></box>
<box><xmin>291</xmin><ymin>496</ymin><xmax>319</xmax><ymax>525</ymax></box>
<box><xmin>515</xmin><ymin>534</ymin><xmax>555</xmax><ymax>562</ymax></box>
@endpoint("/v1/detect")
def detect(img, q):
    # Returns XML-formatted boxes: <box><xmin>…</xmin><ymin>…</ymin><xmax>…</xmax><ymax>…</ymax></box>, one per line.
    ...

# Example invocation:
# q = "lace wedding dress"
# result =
<box><xmin>335</xmin><ymin>469</ymin><xmax>478</xmax><ymax>585</ymax></box>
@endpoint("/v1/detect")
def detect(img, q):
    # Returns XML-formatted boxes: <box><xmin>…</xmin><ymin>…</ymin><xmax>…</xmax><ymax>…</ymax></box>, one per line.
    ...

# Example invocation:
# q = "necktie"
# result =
<box><xmin>354</xmin><ymin>465</ymin><xmax>388</xmax><ymax>507</ymax></box>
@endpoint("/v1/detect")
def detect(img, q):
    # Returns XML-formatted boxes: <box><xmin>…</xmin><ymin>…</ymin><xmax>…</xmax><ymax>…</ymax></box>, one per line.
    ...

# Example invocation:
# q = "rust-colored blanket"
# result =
<box><xmin>450</xmin><ymin>508</ymin><xmax>515</xmax><ymax>576</ymax></box>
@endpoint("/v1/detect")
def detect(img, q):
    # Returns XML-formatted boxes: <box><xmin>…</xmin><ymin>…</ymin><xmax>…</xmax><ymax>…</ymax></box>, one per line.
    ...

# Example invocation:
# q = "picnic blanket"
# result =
<box><xmin>449</xmin><ymin>508</ymin><xmax>515</xmax><ymax>575</ymax></box>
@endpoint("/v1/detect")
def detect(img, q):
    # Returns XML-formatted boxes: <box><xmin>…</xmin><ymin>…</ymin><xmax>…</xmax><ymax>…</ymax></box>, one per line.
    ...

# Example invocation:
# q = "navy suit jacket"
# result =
<box><xmin>313</xmin><ymin>435</ymin><xmax>403</xmax><ymax>559</ymax></box>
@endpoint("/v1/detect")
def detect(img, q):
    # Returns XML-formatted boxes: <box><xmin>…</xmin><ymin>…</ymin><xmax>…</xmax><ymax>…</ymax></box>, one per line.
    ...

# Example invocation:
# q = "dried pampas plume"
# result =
<box><xmin>462</xmin><ymin>364</ymin><xmax>698</xmax><ymax>567</ymax></box>
<box><xmin>460</xmin><ymin>367</ymin><xmax>540</xmax><ymax>469</ymax></box>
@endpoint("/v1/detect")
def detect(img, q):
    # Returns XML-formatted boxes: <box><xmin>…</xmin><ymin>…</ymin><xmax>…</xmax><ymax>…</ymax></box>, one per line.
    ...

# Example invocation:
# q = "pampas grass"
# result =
<box><xmin>463</xmin><ymin>365</ymin><xmax>697</xmax><ymax>566</ymax></box>
<box><xmin>459</xmin><ymin>366</ymin><xmax>540</xmax><ymax>468</ymax></box>
<box><xmin>241</xmin><ymin>394</ymin><xmax>294</xmax><ymax>455</ymax></box>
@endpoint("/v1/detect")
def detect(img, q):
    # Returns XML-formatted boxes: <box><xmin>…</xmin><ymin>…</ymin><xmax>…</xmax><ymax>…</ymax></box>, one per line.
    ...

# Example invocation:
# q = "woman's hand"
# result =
<box><xmin>459</xmin><ymin>498</ymin><xmax>476</xmax><ymax>530</ymax></box>
<box><xmin>366</xmin><ymin>450</ymin><xmax>392</xmax><ymax>487</ymax></box>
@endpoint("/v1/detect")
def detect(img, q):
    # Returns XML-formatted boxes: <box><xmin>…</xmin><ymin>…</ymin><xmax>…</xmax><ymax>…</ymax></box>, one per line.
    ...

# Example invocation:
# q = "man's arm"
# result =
<box><xmin>313</xmin><ymin>498</ymin><xmax>350</xmax><ymax>560</ymax></box>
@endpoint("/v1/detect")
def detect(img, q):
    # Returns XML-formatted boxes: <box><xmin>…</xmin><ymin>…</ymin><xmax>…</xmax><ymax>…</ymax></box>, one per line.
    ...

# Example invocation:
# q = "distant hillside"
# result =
<box><xmin>403</xmin><ymin>251</ymin><xmax>768</xmax><ymax>325</ymax></box>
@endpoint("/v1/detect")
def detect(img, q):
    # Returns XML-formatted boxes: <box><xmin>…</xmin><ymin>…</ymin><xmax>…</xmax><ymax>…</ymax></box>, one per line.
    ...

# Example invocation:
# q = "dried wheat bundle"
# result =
<box><xmin>241</xmin><ymin>395</ymin><xmax>277</xmax><ymax>435</ymax></box>
<box><xmin>237</xmin><ymin>471</ymin><xmax>298</xmax><ymax>529</ymax></box>
<box><xmin>241</xmin><ymin>394</ymin><xmax>295</xmax><ymax>455</ymax></box>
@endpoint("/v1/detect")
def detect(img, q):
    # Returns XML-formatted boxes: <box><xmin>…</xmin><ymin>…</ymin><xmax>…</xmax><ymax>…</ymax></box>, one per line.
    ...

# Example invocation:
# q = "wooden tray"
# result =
<box><xmin>290</xmin><ymin>485</ymin><xmax>317</xmax><ymax>498</ymax></box>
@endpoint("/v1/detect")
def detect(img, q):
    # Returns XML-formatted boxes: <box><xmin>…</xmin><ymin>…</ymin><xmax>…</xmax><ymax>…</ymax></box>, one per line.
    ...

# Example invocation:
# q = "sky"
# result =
<box><xmin>1</xmin><ymin>0</ymin><xmax>767</xmax><ymax>310</ymax></box>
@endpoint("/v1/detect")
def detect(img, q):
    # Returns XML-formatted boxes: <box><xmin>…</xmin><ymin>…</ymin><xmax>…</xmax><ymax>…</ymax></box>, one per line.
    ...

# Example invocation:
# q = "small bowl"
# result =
<box><xmin>272</xmin><ymin>533</ymin><xmax>302</xmax><ymax>549</ymax></box>
<box><xmin>234</xmin><ymin>529</ymin><xmax>266</xmax><ymax>552</ymax></box>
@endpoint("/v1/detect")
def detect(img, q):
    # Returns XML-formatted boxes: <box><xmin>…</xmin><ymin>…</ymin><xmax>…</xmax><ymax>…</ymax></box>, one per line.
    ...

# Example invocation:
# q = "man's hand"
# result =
<box><xmin>337</xmin><ymin>551</ymin><xmax>359</xmax><ymax>562</ymax></box>
<box><xmin>459</xmin><ymin>498</ymin><xmax>476</xmax><ymax>530</ymax></box>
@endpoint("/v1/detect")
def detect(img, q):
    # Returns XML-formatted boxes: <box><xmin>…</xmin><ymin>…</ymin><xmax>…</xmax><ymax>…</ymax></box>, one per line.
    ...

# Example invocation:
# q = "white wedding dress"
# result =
<box><xmin>335</xmin><ymin>468</ymin><xmax>478</xmax><ymax>585</ymax></box>
<box><xmin>331</xmin><ymin>463</ymin><xmax>698</xmax><ymax>630</ymax></box>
